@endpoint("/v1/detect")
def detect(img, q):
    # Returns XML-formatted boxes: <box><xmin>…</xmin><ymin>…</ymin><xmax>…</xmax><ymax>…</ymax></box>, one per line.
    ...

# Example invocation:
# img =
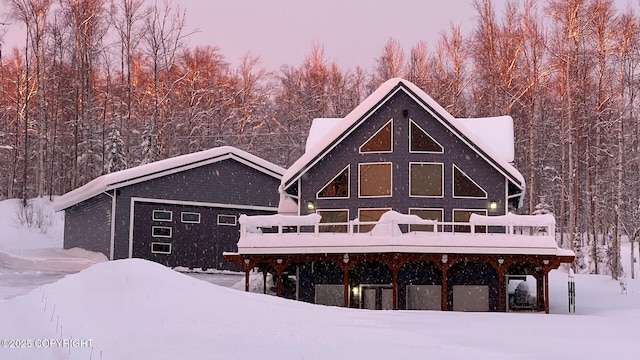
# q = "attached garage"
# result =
<box><xmin>55</xmin><ymin>146</ymin><xmax>284</xmax><ymax>270</ymax></box>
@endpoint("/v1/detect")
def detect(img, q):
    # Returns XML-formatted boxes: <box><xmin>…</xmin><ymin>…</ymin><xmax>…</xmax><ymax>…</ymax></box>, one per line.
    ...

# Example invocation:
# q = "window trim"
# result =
<box><xmin>316</xmin><ymin>165</ymin><xmax>350</xmax><ymax>199</ymax></box>
<box><xmin>180</xmin><ymin>212</ymin><xmax>201</xmax><ymax>224</ymax></box>
<box><xmin>358</xmin><ymin>162</ymin><xmax>393</xmax><ymax>198</ymax></box>
<box><xmin>152</xmin><ymin>226</ymin><xmax>172</xmax><ymax>238</ymax></box>
<box><xmin>452</xmin><ymin>164</ymin><xmax>488</xmax><ymax>199</ymax></box>
<box><xmin>358</xmin><ymin>119</ymin><xmax>394</xmax><ymax>154</ymax></box>
<box><xmin>152</xmin><ymin>210</ymin><xmax>173</xmax><ymax>222</ymax></box>
<box><xmin>408</xmin><ymin>207</ymin><xmax>444</xmax><ymax>232</ymax></box>
<box><xmin>217</xmin><ymin>214</ymin><xmax>238</xmax><ymax>226</ymax></box>
<box><xmin>409</xmin><ymin>162</ymin><xmax>444</xmax><ymax>198</ymax></box>
<box><xmin>409</xmin><ymin>119</ymin><xmax>444</xmax><ymax>154</ymax></box>
<box><xmin>151</xmin><ymin>242</ymin><xmax>172</xmax><ymax>254</ymax></box>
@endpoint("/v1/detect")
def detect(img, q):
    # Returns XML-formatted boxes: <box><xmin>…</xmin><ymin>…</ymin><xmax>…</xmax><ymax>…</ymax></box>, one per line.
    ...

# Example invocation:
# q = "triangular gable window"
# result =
<box><xmin>453</xmin><ymin>165</ymin><xmax>487</xmax><ymax>198</ymax></box>
<box><xmin>410</xmin><ymin>119</ymin><xmax>443</xmax><ymax>153</ymax></box>
<box><xmin>317</xmin><ymin>166</ymin><xmax>349</xmax><ymax>198</ymax></box>
<box><xmin>360</xmin><ymin>119</ymin><xmax>393</xmax><ymax>153</ymax></box>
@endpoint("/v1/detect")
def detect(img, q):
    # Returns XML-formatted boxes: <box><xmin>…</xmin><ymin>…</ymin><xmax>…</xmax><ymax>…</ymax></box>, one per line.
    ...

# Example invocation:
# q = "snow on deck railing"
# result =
<box><xmin>239</xmin><ymin>211</ymin><xmax>555</xmax><ymax>238</ymax></box>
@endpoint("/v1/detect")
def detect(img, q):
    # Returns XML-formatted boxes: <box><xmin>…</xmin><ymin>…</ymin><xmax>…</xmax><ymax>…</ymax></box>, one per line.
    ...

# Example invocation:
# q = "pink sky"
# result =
<box><xmin>1</xmin><ymin>0</ymin><xmax>638</xmax><ymax>71</ymax></box>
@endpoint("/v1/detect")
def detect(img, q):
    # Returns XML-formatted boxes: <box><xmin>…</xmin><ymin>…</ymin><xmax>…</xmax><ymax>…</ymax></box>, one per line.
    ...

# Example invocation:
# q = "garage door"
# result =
<box><xmin>406</xmin><ymin>285</ymin><xmax>441</xmax><ymax>310</ymax></box>
<box><xmin>452</xmin><ymin>285</ymin><xmax>489</xmax><ymax>311</ymax></box>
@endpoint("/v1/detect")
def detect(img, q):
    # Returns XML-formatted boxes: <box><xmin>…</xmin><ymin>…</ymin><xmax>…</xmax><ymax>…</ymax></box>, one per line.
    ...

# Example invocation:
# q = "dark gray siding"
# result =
<box><xmin>298</xmin><ymin>90</ymin><xmax>509</xmax><ymax>221</ymax></box>
<box><xmin>132</xmin><ymin>202</ymin><xmax>269</xmax><ymax>270</ymax></box>
<box><xmin>112</xmin><ymin>158</ymin><xmax>281</xmax><ymax>264</ymax></box>
<box><xmin>63</xmin><ymin>192</ymin><xmax>111</xmax><ymax>257</ymax></box>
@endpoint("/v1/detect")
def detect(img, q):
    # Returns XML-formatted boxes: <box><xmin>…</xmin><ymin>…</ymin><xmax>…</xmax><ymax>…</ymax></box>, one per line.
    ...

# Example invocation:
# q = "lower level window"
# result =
<box><xmin>453</xmin><ymin>209</ymin><xmax>487</xmax><ymax>233</ymax></box>
<box><xmin>317</xmin><ymin>210</ymin><xmax>349</xmax><ymax>233</ymax></box>
<box><xmin>358</xmin><ymin>208</ymin><xmax>390</xmax><ymax>233</ymax></box>
<box><xmin>152</xmin><ymin>226</ymin><xmax>172</xmax><ymax>238</ymax></box>
<box><xmin>151</xmin><ymin>242</ymin><xmax>172</xmax><ymax>254</ymax></box>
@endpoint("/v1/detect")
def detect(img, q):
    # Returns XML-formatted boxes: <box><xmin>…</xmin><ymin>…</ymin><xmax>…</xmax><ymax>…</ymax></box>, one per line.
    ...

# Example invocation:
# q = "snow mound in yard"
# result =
<box><xmin>0</xmin><ymin>247</ymin><xmax>107</xmax><ymax>273</ymax></box>
<box><xmin>2</xmin><ymin>259</ymin><xmax>640</xmax><ymax>360</ymax></box>
<box><xmin>0</xmin><ymin>259</ymin><xmax>485</xmax><ymax>360</ymax></box>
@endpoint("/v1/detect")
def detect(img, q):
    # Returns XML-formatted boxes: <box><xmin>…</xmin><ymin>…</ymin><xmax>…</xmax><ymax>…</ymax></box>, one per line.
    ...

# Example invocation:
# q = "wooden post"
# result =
<box><xmin>544</xmin><ymin>270</ymin><xmax>550</xmax><ymax>314</ymax></box>
<box><xmin>441</xmin><ymin>265</ymin><xmax>449</xmax><ymax>311</ymax></box>
<box><xmin>392</xmin><ymin>268</ymin><xmax>399</xmax><ymax>310</ymax></box>
<box><xmin>498</xmin><ymin>269</ymin><xmax>506</xmax><ymax>312</ymax></box>
<box><xmin>343</xmin><ymin>268</ymin><xmax>350</xmax><ymax>308</ymax></box>
<box><xmin>245</xmin><ymin>269</ymin><xmax>250</xmax><ymax>292</ymax></box>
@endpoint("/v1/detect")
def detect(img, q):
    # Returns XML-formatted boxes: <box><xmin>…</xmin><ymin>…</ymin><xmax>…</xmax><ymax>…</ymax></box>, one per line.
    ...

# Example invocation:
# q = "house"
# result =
<box><xmin>225</xmin><ymin>78</ymin><xmax>574</xmax><ymax>312</ymax></box>
<box><xmin>54</xmin><ymin>146</ymin><xmax>285</xmax><ymax>270</ymax></box>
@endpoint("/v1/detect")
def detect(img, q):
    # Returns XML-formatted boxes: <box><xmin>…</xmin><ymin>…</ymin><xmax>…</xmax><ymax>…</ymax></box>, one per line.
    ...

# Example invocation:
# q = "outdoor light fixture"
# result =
<box><xmin>307</xmin><ymin>202</ymin><xmax>315</xmax><ymax>211</ymax></box>
<box><xmin>543</xmin><ymin>259</ymin><xmax>550</xmax><ymax>265</ymax></box>
<box><xmin>498</xmin><ymin>257</ymin><xmax>505</xmax><ymax>265</ymax></box>
<box><xmin>276</xmin><ymin>258</ymin><xmax>283</xmax><ymax>264</ymax></box>
<box><xmin>352</xmin><ymin>286</ymin><xmax>359</xmax><ymax>296</ymax></box>
<box><xmin>441</xmin><ymin>254</ymin><xmax>448</xmax><ymax>264</ymax></box>
<box><xmin>489</xmin><ymin>202</ymin><xmax>498</xmax><ymax>210</ymax></box>
<box><xmin>243</xmin><ymin>258</ymin><xmax>250</xmax><ymax>265</ymax></box>
<box><xmin>403</xmin><ymin>109</ymin><xmax>409</xmax><ymax>118</ymax></box>
<box><xmin>343</xmin><ymin>253</ymin><xmax>350</xmax><ymax>264</ymax></box>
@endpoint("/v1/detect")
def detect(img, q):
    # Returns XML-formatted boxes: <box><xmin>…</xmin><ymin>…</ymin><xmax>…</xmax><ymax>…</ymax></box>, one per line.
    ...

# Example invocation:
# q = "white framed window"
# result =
<box><xmin>452</xmin><ymin>164</ymin><xmax>488</xmax><ymax>199</ymax></box>
<box><xmin>408</xmin><ymin>208</ymin><xmax>444</xmax><ymax>232</ymax></box>
<box><xmin>409</xmin><ymin>162</ymin><xmax>444</xmax><ymax>197</ymax></box>
<box><xmin>152</xmin><ymin>226</ymin><xmax>172</xmax><ymax>238</ymax></box>
<box><xmin>357</xmin><ymin>208</ymin><xmax>391</xmax><ymax>233</ymax></box>
<box><xmin>317</xmin><ymin>209</ymin><xmax>349</xmax><ymax>233</ymax></box>
<box><xmin>359</xmin><ymin>119</ymin><xmax>393</xmax><ymax>153</ymax></box>
<box><xmin>409</xmin><ymin>119</ymin><xmax>444</xmax><ymax>153</ymax></box>
<box><xmin>358</xmin><ymin>162</ymin><xmax>392</xmax><ymax>198</ymax></box>
<box><xmin>217</xmin><ymin>214</ymin><xmax>237</xmax><ymax>226</ymax></box>
<box><xmin>317</xmin><ymin>165</ymin><xmax>350</xmax><ymax>199</ymax></box>
<box><xmin>453</xmin><ymin>209</ymin><xmax>488</xmax><ymax>233</ymax></box>
<box><xmin>152</xmin><ymin>210</ymin><xmax>172</xmax><ymax>222</ymax></box>
<box><xmin>181</xmin><ymin>212</ymin><xmax>201</xmax><ymax>224</ymax></box>
<box><xmin>151</xmin><ymin>242</ymin><xmax>172</xmax><ymax>254</ymax></box>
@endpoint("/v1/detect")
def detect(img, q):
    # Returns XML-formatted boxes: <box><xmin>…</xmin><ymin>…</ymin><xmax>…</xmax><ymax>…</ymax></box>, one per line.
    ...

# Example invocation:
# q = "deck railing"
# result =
<box><xmin>239</xmin><ymin>213</ymin><xmax>556</xmax><ymax>239</ymax></box>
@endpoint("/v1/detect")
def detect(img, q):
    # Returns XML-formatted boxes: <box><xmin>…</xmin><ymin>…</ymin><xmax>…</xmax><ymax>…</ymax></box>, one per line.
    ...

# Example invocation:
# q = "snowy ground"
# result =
<box><xmin>0</xmin><ymin>198</ymin><xmax>639</xmax><ymax>359</ymax></box>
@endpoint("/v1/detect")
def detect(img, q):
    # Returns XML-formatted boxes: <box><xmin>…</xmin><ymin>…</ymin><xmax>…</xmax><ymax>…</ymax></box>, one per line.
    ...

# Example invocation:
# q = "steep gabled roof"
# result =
<box><xmin>54</xmin><ymin>146</ymin><xmax>285</xmax><ymax>211</ymax></box>
<box><xmin>281</xmin><ymin>78</ymin><xmax>525</xmax><ymax>193</ymax></box>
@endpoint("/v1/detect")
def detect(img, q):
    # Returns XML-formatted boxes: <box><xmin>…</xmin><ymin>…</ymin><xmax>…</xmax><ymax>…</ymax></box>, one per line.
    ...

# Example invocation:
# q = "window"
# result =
<box><xmin>410</xmin><ymin>162</ymin><xmax>443</xmax><ymax>197</ymax></box>
<box><xmin>453</xmin><ymin>165</ymin><xmax>487</xmax><ymax>198</ymax></box>
<box><xmin>317</xmin><ymin>209</ymin><xmax>349</xmax><ymax>233</ymax></box>
<box><xmin>358</xmin><ymin>208</ymin><xmax>390</xmax><ymax>233</ymax></box>
<box><xmin>360</xmin><ymin>119</ymin><xmax>393</xmax><ymax>153</ymax></box>
<box><xmin>409</xmin><ymin>208</ymin><xmax>443</xmax><ymax>232</ymax></box>
<box><xmin>359</xmin><ymin>163</ymin><xmax>392</xmax><ymax>197</ymax></box>
<box><xmin>317</xmin><ymin>166</ymin><xmax>350</xmax><ymax>199</ymax></box>
<box><xmin>410</xmin><ymin>119</ymin><xmax>443</xmax><ymax>153</ymax></box>
<box><xmin>217</xmin><ymin>214</ymin><xmax>237</xmax><ymax>226</ymax></box>
<box><xmin>453</xmin><ymin>209</ymin><xmax>487</xmax><ymax>233</ymax></box>
<box><xmin>152</xmin><ymin>210</ymin><xmax>172</xmax><ymax>222</ymax></box>
<box><xmin>151</xmin><ymin>242</ymin><xmax>172</xmax><ymax>254</ymax></box>
<box><xmin>152</xmin><ymin>226</ymin><xmax>172</xmax><ymax>238</ymax></box>
<box><xmin>181</xmin><ymin>212</ymin><xmax>201</xmax><ymax>224</ymax></box>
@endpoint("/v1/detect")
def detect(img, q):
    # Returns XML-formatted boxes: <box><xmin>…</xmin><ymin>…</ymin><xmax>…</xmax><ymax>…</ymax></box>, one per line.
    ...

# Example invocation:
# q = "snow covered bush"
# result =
<box><xmin>13</xmin><ymin>198</ymin><xmax>58</xmax><ymax>235</ymax></box>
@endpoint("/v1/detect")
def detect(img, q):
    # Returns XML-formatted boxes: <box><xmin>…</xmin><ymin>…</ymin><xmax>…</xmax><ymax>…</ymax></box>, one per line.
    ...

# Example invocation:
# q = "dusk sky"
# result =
<box><xmin>1</xmin><ymin>0</ymin><xmax>638</xmax><ymax>71</ymax></box>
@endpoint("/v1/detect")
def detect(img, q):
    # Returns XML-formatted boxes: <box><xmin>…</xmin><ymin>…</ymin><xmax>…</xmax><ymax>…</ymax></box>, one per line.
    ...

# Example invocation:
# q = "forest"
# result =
<box><xmin>1</xmin><ymin>0</ymin><xmax>639</xmax><ymax>278</ymax></box>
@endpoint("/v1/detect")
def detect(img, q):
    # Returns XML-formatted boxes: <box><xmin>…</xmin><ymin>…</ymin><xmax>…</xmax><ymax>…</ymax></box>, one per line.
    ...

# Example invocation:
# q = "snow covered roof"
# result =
<box><xmin>282</xmin><ymin>78</ymin><xmax>525</xmax><ymax>193</ymax></box>
<box><xmin>455</xmin><ymin>116</ymin><xmax>515</xmax><ymax>163</ymax></box>
<box><xmin>306</xmin><ymin>118</ymin><xmax>342</xmax><ymax>152</ymax></box>
<box><xmin>54</xmin><ymin>146</ymin><xmax>285</xmax><ymax>211</ymax></box>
